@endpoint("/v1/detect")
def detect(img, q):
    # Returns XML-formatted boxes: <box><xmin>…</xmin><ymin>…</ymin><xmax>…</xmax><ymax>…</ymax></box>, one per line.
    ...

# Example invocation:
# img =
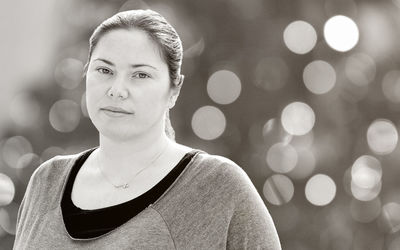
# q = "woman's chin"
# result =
<box><xmin>96</xmin><ymin>124</ymin><xmax>141</xmax><ymax>142</ymax></box>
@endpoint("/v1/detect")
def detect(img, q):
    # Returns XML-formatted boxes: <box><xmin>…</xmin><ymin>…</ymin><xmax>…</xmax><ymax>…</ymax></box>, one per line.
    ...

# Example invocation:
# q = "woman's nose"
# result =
<box><xmin>107</xmin><ymin>77</ymin><xmax>129</xmax><ymax>100</ymax></box>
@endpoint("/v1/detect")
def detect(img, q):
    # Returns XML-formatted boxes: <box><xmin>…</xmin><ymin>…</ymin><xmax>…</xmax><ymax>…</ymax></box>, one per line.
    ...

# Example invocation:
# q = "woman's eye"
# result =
<box><xmin>96</xmin><ymin>68</ymin><xmax>112</xmax><ymax>75</ymax></box>
<box><xmin>133</xmin><ymin>72</ymin><xmax>150</xmax><ymax>79</ymax></box>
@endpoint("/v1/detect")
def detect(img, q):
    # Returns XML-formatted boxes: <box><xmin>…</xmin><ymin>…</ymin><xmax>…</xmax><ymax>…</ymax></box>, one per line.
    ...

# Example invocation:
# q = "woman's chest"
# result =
<box><xmin>15</xmin><ymin>207</ymin><xmax>176</xmax><ymax>250</ymax></box>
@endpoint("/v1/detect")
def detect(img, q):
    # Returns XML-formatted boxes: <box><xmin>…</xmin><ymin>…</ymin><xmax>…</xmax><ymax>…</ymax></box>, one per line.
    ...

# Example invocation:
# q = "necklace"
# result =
<box><xmin>96</xmin><ymin>143</ymin><xmax>169</xmax><ymax>189</ymax></box>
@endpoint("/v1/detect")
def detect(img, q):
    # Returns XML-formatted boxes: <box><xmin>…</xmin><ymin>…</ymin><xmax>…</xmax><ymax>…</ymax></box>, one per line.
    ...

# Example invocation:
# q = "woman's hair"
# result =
<box><xmin>85</xmin><ymin>9</ymin><xmax>184</xmax><ymax>140</ymax></box>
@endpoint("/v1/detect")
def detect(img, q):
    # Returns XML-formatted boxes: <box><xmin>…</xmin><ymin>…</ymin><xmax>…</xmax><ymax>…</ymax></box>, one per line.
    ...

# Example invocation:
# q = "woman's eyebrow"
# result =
<box><xmin>93</xmin><ymin>58</ymin><xmax>158</xmax><ymax>71</ymax></box>
<box><xmin>93</xmin><ymin>58</ymin><xmax>114</xmax><ymax>66</ymax></box>
<box><xmin>130</xmin><ymin>64</ymin><xmax>158</xmax><ymax>71</ymax></box>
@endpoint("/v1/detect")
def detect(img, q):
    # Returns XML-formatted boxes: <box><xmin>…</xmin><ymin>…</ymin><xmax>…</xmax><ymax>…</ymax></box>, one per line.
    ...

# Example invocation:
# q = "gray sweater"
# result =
<box><xmin>13</xmin><ymin>149</ymin><xmax>281</xmax><ymax>249</ymax></box>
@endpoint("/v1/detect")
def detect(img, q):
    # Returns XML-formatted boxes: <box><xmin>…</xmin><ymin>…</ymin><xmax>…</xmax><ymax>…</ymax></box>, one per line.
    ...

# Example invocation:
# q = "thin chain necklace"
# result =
<box><xmin>96</xmin><ymin>143</ymin><xmax>169</xmax><ymax>189</ymax></box>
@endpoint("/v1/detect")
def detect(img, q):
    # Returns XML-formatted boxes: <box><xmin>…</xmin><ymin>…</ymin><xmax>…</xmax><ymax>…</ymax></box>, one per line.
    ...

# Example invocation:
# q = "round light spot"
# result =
<box><xmin>281</xmin><ymin>102</ymin><xmax>316</xmax><ymax>136</ymax></box>
<box><xmin>0</xmin><ymin>202</ymin><xmax>18</xmax><ymax>235</ymax></box>
<box><xmin>351</xmin><ymin>155</ymin><xmax>382</xmax><ymax>189</ymax></box>
<box><xmin>305</xmin><ymin>174</ymin><xmax>336</xmax><ymax>206</ymax></box>
<box><xmin>350</xmin><ymin>198</ymin><xmax>381</xmax><ymax>223</ymax></box>
<box><xmin>191</xmin><ymin>106</ymin><xmax>226</xmax><ymax>140</ymax></box>
<box><xmin>263</xmin><ymin>174</ymin><xmax>294</xmax><ymax>205</ymax></box>
<box><xmin>9</xmin><ymin>92</ymin><xmax>41</xmax><ymax>128</ymax></box>
<box><xmin>254</xmin><ymin>57</ymin><xmax>289</xmax><ymax>91</ymax></box>
<box><xmin>54</xmin><ymin>58</ymin><xmax>84</xmax><ymax>89</ymax></box>
<box><xmin>287</xmin><ymin>148</ymin><xmax>316</xmax><ymax>180</ymax></box>
<box><xmin>0</xmin><ymin>174</ymin><xmax>15</xmax><ymax>206</ymax></box>
<box><xmin>303</xmin><ymin>60</ymin><xmax>336</xmax><ymax>94</ymax></box>
<box><xmin>266</xmin><ymin>143</ymin><xmax>298</xmax><ymax>173</ymax></box>
<box><xmin>381</xmin><ymin>202</ymin><xmax>400</xmax><ymax>234</ymax></box>
<box><xmin>351</xmin><ymin>179</ymin><xmax>381</xmax><ymax>201</ymax></box>
<box><xmin>49</xmin><ymin>99</ymin><xmax>81</xmax><ymax>133</ymax></box>
<box><xmin>382</xmin><ymin>70</ymin><xmax>400</xmax><ymax>103</ymax></box>
<box><xmin>1</xmin><ymin>136</ymin><xmax>33</xmax><ymax>168</ymax></box>
<box><xmin>15</xmin><ymin>153</ymin><xmax>41</xmax><ymax>184</ymax></box>
<box><xmin>345</xmin><ymin>53</ymin><xmax>376</xmax><ymax>86</ymax></box>
<box><xmin>283</xmin><ymin>20</ymin><xmax>317</xmax><ymax>54</ymax></box>
<box><xmin>367</xmin><ymin>119</ymin><xmax>398</xmax><ymax>155</ymax></box>
<box><xmin>207</xmin><ymin>70</ymin><xmax>241</xmax><ymax>105</ymax></box>
<box><xmin>324</xmin><ymin>15</ymin><xmax>359</xmax><ymax>52</ymax></box>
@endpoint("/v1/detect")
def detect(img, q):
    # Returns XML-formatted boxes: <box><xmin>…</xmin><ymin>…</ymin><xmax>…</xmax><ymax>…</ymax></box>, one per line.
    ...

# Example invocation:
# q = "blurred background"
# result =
<box><xmin>1</xmin><ymin>0</ymin><xmax>400</xmax><ymax>249</ymax></box>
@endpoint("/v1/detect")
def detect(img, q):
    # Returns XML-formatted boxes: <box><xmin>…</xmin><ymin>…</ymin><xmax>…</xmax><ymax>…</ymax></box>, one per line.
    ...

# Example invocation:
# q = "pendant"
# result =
<box><xmin>116</xmin><ymin>183</ymin><xmax>129</xmax><ymax>189</ymax></box>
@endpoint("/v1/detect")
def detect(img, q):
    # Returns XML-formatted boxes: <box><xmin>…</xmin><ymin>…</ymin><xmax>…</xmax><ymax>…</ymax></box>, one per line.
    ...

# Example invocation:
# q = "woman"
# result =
<box><xmin>13</xmin><ymin>9</ymin><xmax>281</xmax><ymax>249</ymax></box>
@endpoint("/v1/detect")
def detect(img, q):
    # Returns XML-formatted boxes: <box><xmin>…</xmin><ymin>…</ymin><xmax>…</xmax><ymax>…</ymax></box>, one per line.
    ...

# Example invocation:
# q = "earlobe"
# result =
<box><xmin>178</xmin><ymin>75</ymin><xmax>185</xmax><ymax>86</ymax></box>
<box><xmin>168</xmin><ymin>75</ymin><xmax>184</xmax><ymax>109</ymax></box>
<box><xmin>168</xmin><ymin>95</ymin><xmax>177</xmax><ymax>109</ymax></box>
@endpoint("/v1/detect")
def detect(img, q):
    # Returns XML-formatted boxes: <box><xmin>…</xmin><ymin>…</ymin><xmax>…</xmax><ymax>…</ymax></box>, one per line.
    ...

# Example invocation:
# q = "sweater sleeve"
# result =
<box><xmin>14</xmin><ymin>163</ymin><xmax>40</xmax><ymax>247</ymax></box>
<box><xmin>225</xmin><ymin>164</ymin><xmax>282</xmax><ymax>250</ymax></box>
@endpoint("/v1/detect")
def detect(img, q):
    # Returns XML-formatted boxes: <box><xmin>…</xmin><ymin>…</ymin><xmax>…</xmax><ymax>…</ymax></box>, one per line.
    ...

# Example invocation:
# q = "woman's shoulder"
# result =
<box><xmin>192</xmin><ymin>151</ymin><xmax>252</xmax><ymax>188</ymax></box>
<box><xmin>30</xmin><ymin>148</ymin><xmax>93</xmax><ymax>183</ymax></box>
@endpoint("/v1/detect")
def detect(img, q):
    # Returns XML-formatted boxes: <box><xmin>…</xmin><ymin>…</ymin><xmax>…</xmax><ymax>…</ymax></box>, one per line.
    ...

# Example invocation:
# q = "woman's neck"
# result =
<box><xmin>95</xmin><ymin>132</ymin><xmax>172</xmax><ymax>180</ymax></box>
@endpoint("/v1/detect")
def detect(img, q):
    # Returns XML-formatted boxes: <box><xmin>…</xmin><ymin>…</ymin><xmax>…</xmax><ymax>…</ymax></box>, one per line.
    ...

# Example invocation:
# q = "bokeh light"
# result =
<box><xmin>207</xmin><ymin>70</ymin><xmax>241</xmax><ymax>105</ymax></box>
<box><xmin>350</xmin><ymin>198</ymin><xmax>381</xmax><ymax>223</ymax></box>
<box><xmin>283</xmin><ymin>20</ymin><xmax>317</xmax><ymax>54</ymax></box>
<box><xmin>9</xmin><ymin>92</ymin><xmax>41</xmax><ymax>128</ymax></box>
<box><xmin>0</xmin><ymin>174</ymin><xmax>15</xmax><ymax>206</ymax></box>
<box><xmin>263</xmin><ymin>174</ymin><xmax>294</xmax><ymax>205</ymax></box>
<box><xmin>191</xmin><ymin>106</ymin><xmax>226</xmax><ymax>140</ymax></box>
<box><xmin>254</xmin><ymin>57</ymin><xmax>289</xmax><ymax>91</ymax></box>
<box><xmin>380</xmin><ymin>202</ymin><xmax>400</xmax><ymax>234</ymax></box>
<box><xmin>281</xmin><ymin>102</ymin><xmax>316</xmax><ymax>136</ymax></box>
<box><xmin>15</xmin><ymin>153</ymin><xmax>42</xmax><ymax>184</ymax></box>
<box><xmin>351</xmin><ymin>155</ymin><xmax>382</xmax><ymax>189</ymax></box>
<box><xmin>1</xmin><ymin>136</ymin><xmax>33</xmax><ymax>168</ymax></box>
<box><xmin>367</xmin><ymin>119</ymin><xmax>398</xmax><ymax>155</ymax></box>
<box><xmin>345</xmin><ymin>53</ymin><xmax>376</xmax><ymax>86</ymax></box>
<box><xmin>303</xmin><ymin>60</ymin><xmax>336</xmax><ymax>94</ymax></box>
<box><xmin>54</xmin><ymin>58</ymin><xmax>84</xmax><ymax>89</ymax></box>
<box><xmin>382</xmin><ymin>70</ymin><xmax>400</xmax><ymax>103</ymax></box>
<box><xmin>49</xmin><ymin>99</ymin><xmax>81</xmax><ymax>133</ymax></box>
<box><xmin>305</xmin><ymin>174</ymin><xmax>336</xmax><ymax>206</ymax></box>
<box><xmin>324</xmin><ymin>15</ymin><xmax>359</xmax><ymax>52</ymax></box>
<box><xmin>0</xmin><ymin>202</ymin><xmax>18</xmax><ymax>235</ymax></box>
<box><xmin>351</xmin><ymin>179</ymin><xmax>381</xmax><ymax>202</ymax></box>
<box><xmin>266</xmin><ymin>142</ymin><xmax>298</xmax><ymax>173</ymax></box>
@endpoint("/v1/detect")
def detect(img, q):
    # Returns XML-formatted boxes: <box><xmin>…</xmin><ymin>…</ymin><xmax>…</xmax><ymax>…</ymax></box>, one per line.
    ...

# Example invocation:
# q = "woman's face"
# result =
<box><xmin>86</xmin><ymin>28</ymin><xmax>173</xmax><ymax>141</ymax></box>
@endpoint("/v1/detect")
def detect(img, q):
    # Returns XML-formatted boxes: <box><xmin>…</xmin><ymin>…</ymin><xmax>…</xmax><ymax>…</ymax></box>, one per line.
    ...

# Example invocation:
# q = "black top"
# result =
<box><xmin>61</xmin><ymin>148</ymin><xmax>198</xmax><ymax>239</ymax></box>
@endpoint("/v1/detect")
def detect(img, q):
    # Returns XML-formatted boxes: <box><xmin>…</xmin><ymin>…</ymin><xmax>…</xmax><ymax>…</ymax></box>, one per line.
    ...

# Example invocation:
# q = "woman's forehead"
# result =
<box><xmin>92</xmin><ymin>29</ymin><xmax>166</xmax><ymax>67</ymax></box>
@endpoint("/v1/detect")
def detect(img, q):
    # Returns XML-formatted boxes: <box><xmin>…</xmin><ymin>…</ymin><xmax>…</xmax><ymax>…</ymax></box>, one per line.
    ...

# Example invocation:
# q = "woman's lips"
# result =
<box><xmin>100</xmin><ymin>106</ymin><xmax>134</xmax><ymax>114</ymax></box>
<box><xmin>100</xmin><ymin>106</ymin><xmax>134</xmax><ymax>117</ymax></box>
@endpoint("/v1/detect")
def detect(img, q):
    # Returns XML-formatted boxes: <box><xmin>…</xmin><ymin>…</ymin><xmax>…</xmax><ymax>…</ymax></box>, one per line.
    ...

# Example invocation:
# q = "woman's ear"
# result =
<box><xmin>168</xmin><ymin>75</ymin><xmax>184</xmax><ymax>109</ymax></box>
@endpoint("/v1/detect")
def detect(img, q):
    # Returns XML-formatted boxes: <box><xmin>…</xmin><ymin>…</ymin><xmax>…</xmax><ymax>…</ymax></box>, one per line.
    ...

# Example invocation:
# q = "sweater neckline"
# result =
<box><xmin>57</xmin><ymin>147</ymin><xmax>203</xmax><ymax>241</ymax></box>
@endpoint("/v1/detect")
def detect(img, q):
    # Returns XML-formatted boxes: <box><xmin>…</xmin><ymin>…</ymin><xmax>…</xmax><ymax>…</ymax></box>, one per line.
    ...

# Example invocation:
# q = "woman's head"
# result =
<box><xmin>85</xmin><ymin>10</ymin><xmax>184</xmax><ymax>141</ymax></box>
<box><xmin>86</xmin><ymin>9</ymin><xmax>183</xmax><ymax>87</ymax></box>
